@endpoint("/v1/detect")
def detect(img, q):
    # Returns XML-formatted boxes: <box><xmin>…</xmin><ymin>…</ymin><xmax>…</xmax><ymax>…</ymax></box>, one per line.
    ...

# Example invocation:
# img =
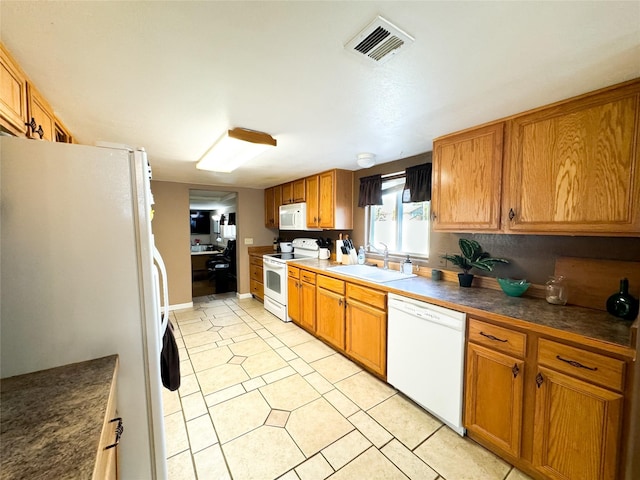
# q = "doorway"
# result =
<box><xmin>189</xmin><ymin>189</ymin><xmax>238</xmax><ymax>298</ymax></box>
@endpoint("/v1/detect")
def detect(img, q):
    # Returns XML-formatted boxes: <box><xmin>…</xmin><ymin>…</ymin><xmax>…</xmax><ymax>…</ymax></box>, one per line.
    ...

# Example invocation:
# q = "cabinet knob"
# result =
<box><xmin>431</xmin><ymin>212</ymin><xmax>437</xmax><ymax>221</ymax></box>
<box><xmin>535</xmin><ymin>372</ymin><xmax>544</xmax><ymax>388</ymax></box>
<box><xmin>25</xmin><ymin>117</ymin><xmax>37</xmax><ymax>131</ymax></box>
<box><xmin>509</xmin><ymin>208</ymin><xmax>516</xmax><ymax>221</ymax></box>
<box><xmin>35</xmin><ymin>125</ymin><xmax>44</xmax><ymax>139</ymax></box>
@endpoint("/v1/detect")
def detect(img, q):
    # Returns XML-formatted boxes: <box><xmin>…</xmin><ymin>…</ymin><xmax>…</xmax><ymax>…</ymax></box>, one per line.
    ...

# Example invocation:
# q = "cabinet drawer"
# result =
<box><xmin>317</xmin><ymin>274</ymin><xmax>345</xmax><ymax>294</ymax></box>
<box><xmin>468</xmin><ymin>318</ymin><xmax>526</xmax><ymax>358</ymax></box>
<box><xmin>250</xmin><ymin>264</ymin><xmax>263</xmax><ymax>282</ymax></box>
<box><xmin>300</xmin><ymin>270</ymin><xmax>316</xmax><ymax>285</ymax></box>
<box><xmin>537</xmin><ymin>338</ymin><xmax>625</xmax><ymax>392</ymax></box>
<box><xmin>346</xmin><ymin>283</ymin><xmax>386</xmax><ymax>310</ymax></box>
<box><xmin>250</xmin><ymin>255</ymin><xmax>264</xmax><ymax>267</ymax></box>
<box><xmin>251</xmin><ymin>279</ymin><xmax>264</xmax><ymax>299</ymax></box>
<box><xmin>288</xmin><ymin>266</ymin><xmax>300</xmax><ymax>279</ymax></box>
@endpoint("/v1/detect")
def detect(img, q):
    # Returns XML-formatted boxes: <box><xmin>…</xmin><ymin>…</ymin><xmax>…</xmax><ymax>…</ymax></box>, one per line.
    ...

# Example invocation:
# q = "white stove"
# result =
<box><xmin>263</xmin><ymin>238</ymin><xmax>318</xmax><ymax>321</ymax></box>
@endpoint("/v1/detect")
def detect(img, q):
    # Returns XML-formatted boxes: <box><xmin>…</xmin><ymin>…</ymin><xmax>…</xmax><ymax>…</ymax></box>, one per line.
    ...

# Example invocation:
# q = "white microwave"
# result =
<box><xmin>279</xmin><ymin>202</ymin><xmax>307</xmax><ymax>230</ymax></box>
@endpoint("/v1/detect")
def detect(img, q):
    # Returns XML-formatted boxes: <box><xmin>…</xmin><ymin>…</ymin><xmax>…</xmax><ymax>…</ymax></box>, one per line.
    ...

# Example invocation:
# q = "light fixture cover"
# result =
<box><xmin>357</xmin><ymin>152</ymin><xmax>376</xmax><ymax>168</ymax></box>
<box><xmin>196</xmin><ymin>127</ymin><xmax>276</xmax><ymax>173</ymax></box>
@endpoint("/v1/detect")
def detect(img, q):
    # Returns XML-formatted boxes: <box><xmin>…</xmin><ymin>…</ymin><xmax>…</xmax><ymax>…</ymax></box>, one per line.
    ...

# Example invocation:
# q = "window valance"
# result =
<box><xmin>403</xmin><ymin>163</ymin><xmax>432</xmax><ymax>203</ymax></box>
<box><xmin>358</xmin><ymin>174</ymin><xmax>383</xmax><ymax>207</ymax></box>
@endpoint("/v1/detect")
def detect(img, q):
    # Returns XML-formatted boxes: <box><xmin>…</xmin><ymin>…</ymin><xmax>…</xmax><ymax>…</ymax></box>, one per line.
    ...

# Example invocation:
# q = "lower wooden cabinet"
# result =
<box><xmin>299</xmin><ymin>271</ymin><xmax>316</xmax><ymax>332</ymax></box>
<box><xmin>465</xmin><ymin>342</ymin><xmax>524</xmax><ymax>457</ymax></box>
<box><xmin>316</xmin><ymin>275</ymin><xmax>345</xmax><ymax>350</ymax></box>
<box><xmin>465</xmin><ymin>317</ymin><xmax>630</xmax><ymax>480</ymax></box>
<box><xmin>532</xmin><ymin>366</ymin><xmax>623</xmax><ymax>480</ymax></box>
<box><xmin>345</xmin><ymin>283</ymin><xmax>387</xmax><ymax>377</ymax></box>
<box><xmin>249</xmin><ymin>254</ymin><xmax>264</xmax><ymax>300</ymax></box>
<box><xmin>288</xmin><ymin>266</ymin><xmax>316</xmax><ymax>331</ymax></box>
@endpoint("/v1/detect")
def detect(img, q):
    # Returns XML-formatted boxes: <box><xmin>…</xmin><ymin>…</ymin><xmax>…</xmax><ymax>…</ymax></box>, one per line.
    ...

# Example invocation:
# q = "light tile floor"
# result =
<box><xmin>164</xmin><ymin>293</ymin><xmax>533</xmax><ymax>480</ymax></box>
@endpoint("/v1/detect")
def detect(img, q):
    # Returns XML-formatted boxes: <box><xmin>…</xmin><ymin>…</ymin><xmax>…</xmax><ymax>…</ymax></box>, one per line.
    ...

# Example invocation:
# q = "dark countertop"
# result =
<box><xmin>292</xmin><ymin>259</ymin><xmax>636</xmax><ymax>353</ymax></box>
<box><xmin>0</xmin><ymin>355</ymin><xmax>118</xmax><ymax>479</ymax></box>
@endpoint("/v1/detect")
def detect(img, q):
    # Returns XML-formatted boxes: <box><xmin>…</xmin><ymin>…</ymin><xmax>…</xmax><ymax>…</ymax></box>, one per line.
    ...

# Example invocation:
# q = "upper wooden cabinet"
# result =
<box><xmin>55</xmin><ymin>118</ymin><xmax>73</xmax><ymax>143</ymax></box>
<box><xmin>265</xmin><ymin>169</ymin><xmax>352</xmax><ymax>230</ymax></box>
<box><xmin>281</xmin><ymin>179</ymin><xmax>305</xmax><ymax>205</ymax></box>
<box><xmin>264</xmin><ymin>185</ymin><xmax>282</xmax><ymax>229</ymax></box>
<box><xmin>431</xmin><ymin>78</ymin><xmax>640</xmax><ymax>236</ymax></box>
<box><xmin>26</xmin><ymin>83</ymin><xmax>55</xmax><ymax>141</ymax></box>
<box><xmin>504</xmin><ymin>81</ymin><xmax>640</xmax><ymax>235</ymax></box>
<box><xmin>307</xmin><ymin>169</ymin><xmax>353</xmax><ymax>230</ymax></box>
<box><xmin>0</xmin><ymin>42</ymin><xmax>74</xmax><ymax>142</ymax></box>
<box><xmin>0</xmin><ymin>43</ymin><xmax>28</xmax><ymax>136</ymax></box>
<box><xmin>432</xmin><ymin>123</ymin><xmax>504</xmax><ymax>231</ymax></box>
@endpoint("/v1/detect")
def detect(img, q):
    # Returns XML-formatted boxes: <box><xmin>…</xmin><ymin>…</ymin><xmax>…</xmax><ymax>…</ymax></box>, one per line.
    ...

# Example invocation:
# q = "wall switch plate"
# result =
<box><xmin>244</xmin><ymin>238</ymin><xmax>254</xmax><ymax>245</ymax></box>
<box><xmin>437</xmin><ymin>252</ymin><xmax>447</xmax><ymax>267</ymax></box>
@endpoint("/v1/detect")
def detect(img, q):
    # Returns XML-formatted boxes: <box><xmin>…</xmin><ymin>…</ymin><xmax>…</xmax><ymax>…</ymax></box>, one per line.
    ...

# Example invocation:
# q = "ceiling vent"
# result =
<box><xmin>345</xmin><ymin>16</ymin><xmax>414</xmax><ymax>64</ymax></box>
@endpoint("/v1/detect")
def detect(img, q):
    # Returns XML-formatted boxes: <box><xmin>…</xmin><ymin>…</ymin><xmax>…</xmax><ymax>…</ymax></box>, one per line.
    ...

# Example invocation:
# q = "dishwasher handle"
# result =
<box><xmin>388</xmin><ymin>298</ymin><xmax>465</xmax><ymax>331</ymax></box>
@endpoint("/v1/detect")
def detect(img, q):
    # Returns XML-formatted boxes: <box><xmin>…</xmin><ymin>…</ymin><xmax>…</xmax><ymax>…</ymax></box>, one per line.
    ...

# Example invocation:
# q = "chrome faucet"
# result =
<box><xmin>367</xmin><ymin>242</ymin><xmax>389</xmax><ymax>269</ymax></box>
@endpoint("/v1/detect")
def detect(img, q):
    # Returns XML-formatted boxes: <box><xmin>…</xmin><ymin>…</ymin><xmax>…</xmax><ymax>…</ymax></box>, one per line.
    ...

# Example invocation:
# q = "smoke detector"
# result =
<box><xmin>345</xmin><ymin>16</ymin><xmax>414</xmax><ymax>64</ymax></box>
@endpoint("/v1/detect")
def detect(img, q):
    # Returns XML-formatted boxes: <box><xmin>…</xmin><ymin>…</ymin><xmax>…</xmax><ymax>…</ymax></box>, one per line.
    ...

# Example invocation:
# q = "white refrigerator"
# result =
<box><xmin>0</xmin><ymin>137</ymin><xmax>169</xmax><ymax>479</ymax></box>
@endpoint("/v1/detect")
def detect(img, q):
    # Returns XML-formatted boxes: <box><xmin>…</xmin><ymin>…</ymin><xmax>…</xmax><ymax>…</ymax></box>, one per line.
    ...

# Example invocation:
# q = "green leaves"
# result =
<box><xmin>441</xmin><ymin>239</ymin><xmax>509</xmax><ymax>273</ymax></box>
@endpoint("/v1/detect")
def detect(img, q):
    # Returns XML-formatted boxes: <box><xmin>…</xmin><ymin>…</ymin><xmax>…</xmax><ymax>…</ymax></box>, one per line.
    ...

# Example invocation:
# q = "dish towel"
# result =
<box><xmin>161</xmin><ymin>318</ymin><xmax>181</xmax><ymax>391</ymax></box>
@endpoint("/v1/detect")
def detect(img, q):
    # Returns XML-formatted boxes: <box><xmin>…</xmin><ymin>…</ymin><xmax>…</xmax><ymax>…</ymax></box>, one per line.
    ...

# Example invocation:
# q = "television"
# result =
<box><xmin>190</xmin><ymin>210</ymin><xmax>211</xmax><ymax>234</ymax></box>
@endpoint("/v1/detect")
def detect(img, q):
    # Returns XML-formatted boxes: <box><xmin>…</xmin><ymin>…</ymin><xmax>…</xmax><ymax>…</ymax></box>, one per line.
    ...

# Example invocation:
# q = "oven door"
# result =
<box><xmin>263</xmin><ymin>256</ymin><xmax>287</xmax><ymax>305</ymax></box>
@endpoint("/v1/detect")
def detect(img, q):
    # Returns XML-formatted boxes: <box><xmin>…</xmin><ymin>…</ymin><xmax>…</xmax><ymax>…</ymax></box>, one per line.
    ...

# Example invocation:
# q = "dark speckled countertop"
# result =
<box><xmin>0</xmin><ymin>355</ymin><xmax>118</xmax><ymax>479</ymax></box>
<box><xmin>293</xmin><ymin>259</ymin><xmax>636</xmax><ymax>352</ymax></box>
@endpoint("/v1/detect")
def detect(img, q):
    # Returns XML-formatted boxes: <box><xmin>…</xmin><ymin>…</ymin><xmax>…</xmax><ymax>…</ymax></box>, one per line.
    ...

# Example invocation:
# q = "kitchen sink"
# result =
<box><xmin>327</xmin><ymin>264</ymin><xmax>416</xmax><ymax>283</ymax></box>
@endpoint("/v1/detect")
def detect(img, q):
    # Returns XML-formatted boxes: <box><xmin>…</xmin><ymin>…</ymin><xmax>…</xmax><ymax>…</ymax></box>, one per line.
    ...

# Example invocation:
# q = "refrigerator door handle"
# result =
<box><xmin>153</xmin><ymin>246</ymin><xmax>169</xmax><ymax>337</ymax></box>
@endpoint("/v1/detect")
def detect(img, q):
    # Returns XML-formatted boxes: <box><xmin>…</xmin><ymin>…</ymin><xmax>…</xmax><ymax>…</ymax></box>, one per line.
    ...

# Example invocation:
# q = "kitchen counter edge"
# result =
<box><xmin>0</xmin><ymin>355</ymin><xmax>119</xmax><ymax>479</ymax></box>
<box><xmin>291</xmin><ymin>259</ymin><xmax>636</xmax><ymax>357</ymax></box>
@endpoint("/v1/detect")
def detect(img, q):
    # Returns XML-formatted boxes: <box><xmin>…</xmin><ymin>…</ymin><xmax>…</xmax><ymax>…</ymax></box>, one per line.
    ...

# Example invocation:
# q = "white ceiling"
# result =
<box><xmin>2</xmin><ymin>1</ymin><xmax>639</xmax><ymax>189</ymax></box>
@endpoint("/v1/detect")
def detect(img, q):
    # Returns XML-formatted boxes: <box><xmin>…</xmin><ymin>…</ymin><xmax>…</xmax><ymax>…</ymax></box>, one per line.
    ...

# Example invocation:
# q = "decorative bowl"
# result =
<box><xmin>497</xmin><ymin>278</ymin><xmax>530</xmax><ymax>297</ymax></box>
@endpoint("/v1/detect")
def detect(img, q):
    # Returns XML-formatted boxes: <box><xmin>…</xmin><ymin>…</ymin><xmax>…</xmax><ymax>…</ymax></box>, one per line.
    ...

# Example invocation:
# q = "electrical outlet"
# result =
<box><xmin>437</xmin><ymin>252</ymin><xmax>447</xmax><ymax>267</ymax></box>
<box><xmin>244</xmin><ymin>238</ymin><xmax>254</xmax><ymax>245</ymax></box>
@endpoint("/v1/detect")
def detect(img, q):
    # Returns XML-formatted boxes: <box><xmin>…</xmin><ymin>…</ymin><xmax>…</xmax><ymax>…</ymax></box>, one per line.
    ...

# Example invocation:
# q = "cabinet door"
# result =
<box><xmin>306</xmin><ymin>174</ymin><xmax>320</xmax><ymax>228</ymax></box>
<box><xmin>505</xmin><ymin>84</ymin><xmax>640</xmax><ymax>234</ymax></box>
<box><xmin>345</xmin><ymin>299</ymin><xmax>386</xmax><ymax>376</ymax></box>
<box><xmin>318</xmin><ymin>170</ymin><xmax>335</xmax><ymax>229</ymax></box>
<box><xmin>465</xmin><ymin>342</ymin><xmax>524</xmax><ymax>457</ymax></box>
<box><xmin>432</xmin><ymin>123</ymin><xmax>504</xmax><ymax>231</ymax></box>
<box><xmin>300</xmin><ymin>280</ymin><xmax>316</xmax><ymax>332</ymax></box>
<box><xmin>281</xmin><ymin>182</ymin><xmax>294</xmax><ymax>204</ymax></box>
<box><xmin>26</xmin><ymin>83</ymin><xmax>55</xmax><ymax>141</ymax></box>
<box><xmin>316</xmin><ymin>287</ymin><xmax>345</xmax><ymax>350</ymax></box>
<box><xmin>55</xmin><ymin>119</ymin><xmax>73</xmax><ymax>143</ymax></box>
<box><xmin>287</xmin><ymin>276</ymin><xmax>300</xmax><ymax>324</ymax></box>
<box><xmin>264</xmin><ymin>187</ymin><xmax>275</xmax><ymax>227</ymax></box>
<box><xmin>0</xmin><ymin>44</ymin><xmax>28</xmax><ymax>136</ymax></box>
<box><xmin>264</xmin><ymin>185</ymin><xmax>282</xmax><ymax>228</ymax></box>
<box><xmin>293</xmin><ymin>179</ymin><xmax>306</xmax><ymax>203</ymax></box>
<box><xmin>532</xmin><ymin>367</ymin><xmax>623</xmax><ymax>480</ymax></box>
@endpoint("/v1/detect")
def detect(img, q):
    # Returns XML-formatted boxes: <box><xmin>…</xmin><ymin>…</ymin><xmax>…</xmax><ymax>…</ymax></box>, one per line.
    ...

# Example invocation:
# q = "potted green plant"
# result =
<box><xmin>442</xmin><ymin>239</ymin><xmax>509</xmax><ymax>287</ymax></box>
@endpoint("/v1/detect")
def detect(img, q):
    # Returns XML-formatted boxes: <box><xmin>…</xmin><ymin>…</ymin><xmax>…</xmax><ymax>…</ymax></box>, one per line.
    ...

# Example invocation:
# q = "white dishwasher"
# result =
<box><xmin>387</xmin><ymin>292</ymin><xmax>466</xmax><ymax>436</ymax></box>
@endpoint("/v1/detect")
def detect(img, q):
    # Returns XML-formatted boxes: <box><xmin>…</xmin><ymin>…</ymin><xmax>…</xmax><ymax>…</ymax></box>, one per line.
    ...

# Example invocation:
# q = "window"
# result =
<box><xmin>367</xmin><ymin>176</ymin><xmax>430</xmax><ymax>257</ymax></box>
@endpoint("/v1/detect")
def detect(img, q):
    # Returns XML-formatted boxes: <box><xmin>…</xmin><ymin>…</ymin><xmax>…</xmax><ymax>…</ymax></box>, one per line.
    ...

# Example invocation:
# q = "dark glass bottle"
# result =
<box><xmin>606</xmin><ymin>278</ymin><xmax>639</xmax><ymax>320</ymax></box>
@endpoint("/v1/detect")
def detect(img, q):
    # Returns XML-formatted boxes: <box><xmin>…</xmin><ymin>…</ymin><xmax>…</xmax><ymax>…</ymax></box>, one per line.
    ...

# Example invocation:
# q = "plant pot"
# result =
<box><xmin>458</xmin><ymin>273</ymin><xmax>474</xmax><ymax>287</ymax></box>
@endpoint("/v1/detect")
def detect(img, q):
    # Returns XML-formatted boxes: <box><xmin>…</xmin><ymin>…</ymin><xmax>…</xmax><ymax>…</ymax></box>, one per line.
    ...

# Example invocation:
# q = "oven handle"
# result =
<box><xmin>264</xmin><ymin>258</ymin><xmax>287</xmax><ymax>269</ymax></box>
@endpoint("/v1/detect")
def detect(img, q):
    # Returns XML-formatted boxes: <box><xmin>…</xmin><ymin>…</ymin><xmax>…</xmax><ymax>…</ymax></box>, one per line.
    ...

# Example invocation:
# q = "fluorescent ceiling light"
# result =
<box><xmin>196</xmin><ymin>127</ymin><xmax>277</xmax><ymax>173</ymax></box>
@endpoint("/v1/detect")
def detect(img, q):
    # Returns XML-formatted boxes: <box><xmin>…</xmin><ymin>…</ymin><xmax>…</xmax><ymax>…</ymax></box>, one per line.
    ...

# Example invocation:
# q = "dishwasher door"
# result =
<box><xmin>387</xmin><ymin>293</ymin><xmax>466</xmax><ymax>435</ymax></box>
